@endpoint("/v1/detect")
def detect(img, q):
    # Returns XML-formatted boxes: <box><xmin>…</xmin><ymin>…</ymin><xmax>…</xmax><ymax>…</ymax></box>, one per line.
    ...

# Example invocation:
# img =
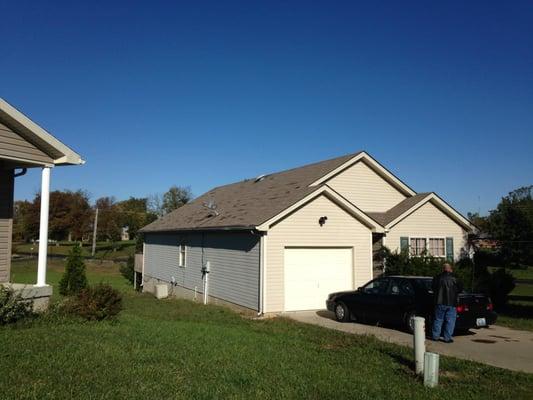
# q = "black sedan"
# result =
<box><xmin>326</xmin><ymin>275</ymin><xmax>497</xmax><ymax>333</ymax></box>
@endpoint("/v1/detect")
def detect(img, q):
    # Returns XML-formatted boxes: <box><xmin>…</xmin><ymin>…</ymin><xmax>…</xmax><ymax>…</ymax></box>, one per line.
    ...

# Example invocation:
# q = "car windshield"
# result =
<box><xmin>416</xmin><ymin>278</ymin><xmax>433</xmax><ymax>293</ymax></box>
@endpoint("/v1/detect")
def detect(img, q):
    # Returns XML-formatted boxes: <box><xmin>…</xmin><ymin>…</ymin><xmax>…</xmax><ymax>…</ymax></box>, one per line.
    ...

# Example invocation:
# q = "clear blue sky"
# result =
<box><xmin>2</xmin><ymin>1</ymin><xmax>532</xmax><ymax>215</ymax></box>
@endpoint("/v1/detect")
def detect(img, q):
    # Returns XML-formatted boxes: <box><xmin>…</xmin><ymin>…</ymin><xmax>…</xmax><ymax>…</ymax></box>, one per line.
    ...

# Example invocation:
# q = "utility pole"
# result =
<box><xmin>91</xmin><ymin>208</ymin><xmax>98</xmax><ymax>257</ymax></box>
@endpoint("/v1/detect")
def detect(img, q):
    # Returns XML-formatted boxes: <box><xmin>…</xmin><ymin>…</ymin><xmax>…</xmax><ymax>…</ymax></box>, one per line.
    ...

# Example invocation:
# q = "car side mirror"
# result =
<box><xmin>357</xmin><ymin>287</ymin><xmax>363</xmax><ymax>292</ymax></box>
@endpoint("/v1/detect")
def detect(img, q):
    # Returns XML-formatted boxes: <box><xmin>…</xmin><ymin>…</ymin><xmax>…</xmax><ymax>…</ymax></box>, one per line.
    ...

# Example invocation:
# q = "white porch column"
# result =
<box><xmin>36</xmin><ymin>166</ymin><xmax>51</xmax><ymax>287</ymax></box>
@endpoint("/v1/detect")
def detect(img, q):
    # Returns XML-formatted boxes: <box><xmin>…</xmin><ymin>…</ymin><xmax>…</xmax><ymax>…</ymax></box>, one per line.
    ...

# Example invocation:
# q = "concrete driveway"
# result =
<box><xmin>284</xmin><ymin>310</ymin><xmax>533</xmax><ymax>374</ymax></box>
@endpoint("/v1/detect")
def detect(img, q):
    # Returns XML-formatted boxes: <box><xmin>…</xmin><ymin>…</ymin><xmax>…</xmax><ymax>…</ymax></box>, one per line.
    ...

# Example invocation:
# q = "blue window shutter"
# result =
<box><xmin>446</xmin><ymin>237</ymin><xmax>454</xmax><ymax>262</ymax></box>
<box><xmin>400</xmin><ymin>237</ymin><xmax>409</xmax><ymax>253</ymax></box>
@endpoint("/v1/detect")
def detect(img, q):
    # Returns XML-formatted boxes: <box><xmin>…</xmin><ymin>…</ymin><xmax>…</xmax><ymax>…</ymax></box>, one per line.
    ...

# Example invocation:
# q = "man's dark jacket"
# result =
<box><xmin>432</xmin><ymin>272</ymin><xmax>463</xmax><ymax>306</ymax></box>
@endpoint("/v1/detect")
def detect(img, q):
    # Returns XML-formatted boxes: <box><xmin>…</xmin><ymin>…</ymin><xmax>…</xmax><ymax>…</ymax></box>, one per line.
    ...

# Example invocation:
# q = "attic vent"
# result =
<box><xmin>202</xmin><ymin>199</ymin><xmax>220</xmax><ymax>217</ymax></box>
<box><xmin>254</xmin><ymin>174</ymin><xmax>267</xmax><ymax>183</ymax></box>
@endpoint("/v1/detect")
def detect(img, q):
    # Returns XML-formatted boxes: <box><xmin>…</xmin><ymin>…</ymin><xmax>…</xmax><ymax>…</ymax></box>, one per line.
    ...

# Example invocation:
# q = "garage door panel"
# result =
<box><xmin>284</xmin><ymin>247</ymin><xmax>353</xmax><ymax>311</ymax></box>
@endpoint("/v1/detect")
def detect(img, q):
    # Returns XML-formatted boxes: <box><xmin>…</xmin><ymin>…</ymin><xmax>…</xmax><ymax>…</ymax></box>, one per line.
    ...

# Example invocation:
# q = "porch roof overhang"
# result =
<box><xmin>0</xmin><ymin>98</ymin><xmax>85</xmax><ymax>167</ymax></box>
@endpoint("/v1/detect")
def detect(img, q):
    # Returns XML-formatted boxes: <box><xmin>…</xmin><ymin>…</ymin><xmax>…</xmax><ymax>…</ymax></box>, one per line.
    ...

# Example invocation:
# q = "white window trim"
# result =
<box><xmin>407</xmin><ymin>235</ymin><xmax>447</xmax><ymax>258</ymax></box>
<box><xmin>178</xmin><ymin>244</ymin><xmax>187</xmax><ymax>267</ymax></box>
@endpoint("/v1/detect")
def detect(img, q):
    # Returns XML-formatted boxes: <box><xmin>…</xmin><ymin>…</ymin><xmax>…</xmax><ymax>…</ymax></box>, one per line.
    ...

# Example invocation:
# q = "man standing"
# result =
<box><xmin>432</xmin><ymin>263</ymin><xmax>463</xmax><ymax>343</ymax></box>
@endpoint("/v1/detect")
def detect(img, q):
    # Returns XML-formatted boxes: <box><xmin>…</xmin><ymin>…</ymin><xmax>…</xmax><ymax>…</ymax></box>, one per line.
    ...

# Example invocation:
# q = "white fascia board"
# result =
<box><xmin>256</xmin><ymin>186</ymin><xmax>385</xmax><ymax>232</ymax></box>
<box><xmin>386</xmin><ymin>193</ymin><xmax>473</xmax><ymax>231</ymax></box>
<box><xmin>310</xmin><ymin>151</ymin><xmax>417</xmax><ymax>196</ymax></box>
<box><xmin>0</xmin><ymin>98</ymin><xmax>85</xmax><ymax>166</ymax></box>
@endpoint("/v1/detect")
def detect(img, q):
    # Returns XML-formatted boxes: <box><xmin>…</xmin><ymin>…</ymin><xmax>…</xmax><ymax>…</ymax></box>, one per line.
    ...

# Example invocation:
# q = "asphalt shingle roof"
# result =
<box><xmin>366</xmin><ymin>193</ymin><xmax>431</xmax><ymax>226</ymax></box>
<box><xmin>141</xmin><ymin>152</ymin><xmax>363</xmax><ymax>232</ymax></box>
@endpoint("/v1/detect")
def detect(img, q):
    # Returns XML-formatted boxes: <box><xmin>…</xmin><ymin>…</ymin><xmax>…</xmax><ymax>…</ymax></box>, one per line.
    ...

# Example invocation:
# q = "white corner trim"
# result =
<box><xmin>309</xmin><ymin>151</ymin><xmax>417</xmax><ymax>196</ymax></box>
<box><xmin>255</xmin><ymin>186</ymin><xmax>385</xmax><ymax>232</ymax></box>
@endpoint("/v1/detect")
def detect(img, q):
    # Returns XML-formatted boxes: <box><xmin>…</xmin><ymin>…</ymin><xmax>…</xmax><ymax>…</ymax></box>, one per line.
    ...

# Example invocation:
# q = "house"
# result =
<box><xmin>0</xmin><ymin>98</ymin><xmax>84</xmax><ymax>309</ymax></box>
<box><xmin>139</xmin><ymin>151</ymin><xmax>473</xmax><ymax>314</ymax></box>
<box><xmin>121</xmin><ymin>226</ymin><xmax>130</xmax><ymax>241</ymax></box>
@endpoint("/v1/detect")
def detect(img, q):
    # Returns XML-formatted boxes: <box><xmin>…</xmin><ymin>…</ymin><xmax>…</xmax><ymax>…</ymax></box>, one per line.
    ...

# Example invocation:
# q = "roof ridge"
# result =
<box><xmin>206</xmin><ymin>151</ymin><xmax>363</xmax><ymax>191</ymax></box>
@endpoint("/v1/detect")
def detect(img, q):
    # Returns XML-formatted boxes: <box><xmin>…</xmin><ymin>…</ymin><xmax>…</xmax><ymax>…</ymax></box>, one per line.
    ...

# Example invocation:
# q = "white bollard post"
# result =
<box><xmin>424</xmin><ymin>352</ymin><xmax>439</xmax><ymax>387</ymax></box>
<box><xmin>413</xmin><ymin>316</ymin><xmax>425</xmax><ymax>375</ymax></box>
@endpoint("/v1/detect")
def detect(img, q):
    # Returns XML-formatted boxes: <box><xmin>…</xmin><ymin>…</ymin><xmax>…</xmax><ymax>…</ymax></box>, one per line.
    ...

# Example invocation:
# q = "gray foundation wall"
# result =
<box><xmin>143</xmin><ymin>231</ymin><xmax>260</xmax><ymax>311</ymax></box>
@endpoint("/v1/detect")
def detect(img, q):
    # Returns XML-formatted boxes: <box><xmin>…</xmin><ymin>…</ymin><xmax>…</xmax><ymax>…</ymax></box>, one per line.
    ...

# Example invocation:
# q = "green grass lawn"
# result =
<box><xmin>13</xmin><ymin>240</ymin><xmax>136</xmax><ymax>261</ymax></box>
<box><xmin>511</xmin><ymin>284</ymin><xmax>533</xmax><ymax>297</ymax></box>
<box><xmin>1</xmin><ymin>260</ymin><xmax>532</xmax><ymax>399</ymax></box>
<box><xmin>489</xmin><ymin>266</ymin><xmax>533</xmax><ymax>281</ymax></box>
<box><xmin>495</xmin><ymin>283</ymin><xmax>533</xmax><ymax>332</ymax></box>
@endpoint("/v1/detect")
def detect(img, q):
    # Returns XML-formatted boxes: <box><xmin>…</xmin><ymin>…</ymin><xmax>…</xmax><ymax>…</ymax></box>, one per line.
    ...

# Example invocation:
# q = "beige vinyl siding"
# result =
<box><xmin>0</xmin><ymin>219</ymin><xmax>13</xmax><ymax>282</ymax></box>
<box><xmin>0</xmin><ymin>122</ymin><xmax>53</xmax><ymax>165</ymax></box>
<box><xmin>0</xmin><ymin>168</ymin><xmax>14</xmax><ymax>282</ymax></box>
<box><xmin>386</xmin><ymin>201</ymin><xmax>467</xmax><ymax>261</ymax></box>
<box><xmin>326</xmin><ymin>160</ymin><xmax>407</xmax><ymax>212</ymax></box>
<box><xmin>265</xmin><ymin>194</ymin><xmax>373</xmax><ymax>312</ymax></box>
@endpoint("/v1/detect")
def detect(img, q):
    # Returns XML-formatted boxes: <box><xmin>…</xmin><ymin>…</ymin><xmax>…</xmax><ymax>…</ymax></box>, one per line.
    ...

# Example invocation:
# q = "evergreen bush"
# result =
<box><xmin>0</xmin><ymin>286</ymin><xmax>34</xmax><ymax>324</ymax></box>
<box><xmin>64</xmin><ymin>284</ymin><xmax>122</xmax><ymax>321</ymax></box>
<box><xmin>59</xmin><ymin>244</ymin><xmax>88</xmax><ymax>296</ymax></box>
<box><xmin>120</xmin><ymin>255</ymin><xmax>135</xmax><ymax>284</ymax></box>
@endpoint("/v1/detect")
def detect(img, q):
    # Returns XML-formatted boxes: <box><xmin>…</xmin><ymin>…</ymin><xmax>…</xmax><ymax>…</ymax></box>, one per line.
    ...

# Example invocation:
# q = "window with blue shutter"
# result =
<box><xmin>400</xmin><ymin>237</ymin><xmax>409</xmax><ymax>253</ymax></box>
<box><xmin>445</xmin><ymin>237</ymin><xmax>454</xmax><ymax>262</ymax></box>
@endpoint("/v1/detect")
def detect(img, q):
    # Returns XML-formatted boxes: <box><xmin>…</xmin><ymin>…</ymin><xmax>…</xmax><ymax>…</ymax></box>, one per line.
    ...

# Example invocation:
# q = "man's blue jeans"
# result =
<box><xmin>432</xmin><ymin>304</ymin><xmax>457</xmax><ymax>341</ymax></box>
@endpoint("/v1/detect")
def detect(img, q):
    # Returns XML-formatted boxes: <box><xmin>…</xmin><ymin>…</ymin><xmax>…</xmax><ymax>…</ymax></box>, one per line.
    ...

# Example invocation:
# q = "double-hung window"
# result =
<box><xmin>428</xmin><ymin>238</ymin><xmax>445</xmax><ymax>257</ymax></box>
<box><xmin>178</xmin><ymin>244</ymin><xmax>186</xmax><ymax>267</ymax></box>
<box><xmin>409</xmin><ymin>238</ymin><xmax>427</xmax><ymax>256</ymax></box>
<box><xmin>408</xmin><ymin>237</ymin><xmax>446</xmax><ymax>257</ymax></box>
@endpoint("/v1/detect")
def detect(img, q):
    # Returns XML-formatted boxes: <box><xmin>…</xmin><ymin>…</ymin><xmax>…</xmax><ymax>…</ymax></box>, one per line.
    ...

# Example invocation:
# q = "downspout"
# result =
<box><xmin>258</xmin><ymin>234</ymin><xmax>264</xmax><ymax>316</ymax></box>
<box><xmin>258</xmin><ymin>231</ymin><xmax>267</xmax><ymax>316</ymax></box>
<box><xmin>141</xmin><ymin>242</ymin><xmax>145</xmax><ymax>289</ymax></box>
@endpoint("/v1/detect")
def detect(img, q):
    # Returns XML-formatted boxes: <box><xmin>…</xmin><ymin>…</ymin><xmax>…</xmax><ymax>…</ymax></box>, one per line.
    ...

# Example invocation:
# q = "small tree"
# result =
<box><xmin>59</xmin><ymin>244</ymin><xmax>88</xmax><ymax>296</ymax></box>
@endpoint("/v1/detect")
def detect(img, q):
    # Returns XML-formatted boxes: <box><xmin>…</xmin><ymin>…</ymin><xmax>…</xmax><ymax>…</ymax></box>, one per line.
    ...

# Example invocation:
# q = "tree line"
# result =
<box><xmin>13</xmin><ymin>185</ymin><xmax>193</xmax><ymax>243</ymax></box>
<box><xmin>468</xmin><ymin>185</ymin><xmax>533</xmax><ymax>268</ymax></box>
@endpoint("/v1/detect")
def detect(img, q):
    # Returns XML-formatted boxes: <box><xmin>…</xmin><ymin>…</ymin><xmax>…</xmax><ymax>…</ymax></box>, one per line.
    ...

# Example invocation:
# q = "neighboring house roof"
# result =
<box><xmin>141</xmin><ymin>152</ymin><xmax>371</xmax><ymax>232</ymax></box>
<box><xmin>368</xmin><ymin>192</ymin><xmax>473</xmax><ymax>231</ymax></box>
<box><xmin>0</xmin><ymin>98</ymin><xmax>84</xmax><ymax>165</ymax></box>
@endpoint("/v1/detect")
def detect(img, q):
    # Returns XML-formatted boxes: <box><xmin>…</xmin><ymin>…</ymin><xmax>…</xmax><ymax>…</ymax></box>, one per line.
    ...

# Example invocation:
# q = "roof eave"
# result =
<box><xmin>140</xmin><ymin>225</ymin><xmax>258</xmax><ymax>234</ymax></box>
<box><xmin>310</xmin><ymin>151</ymin><xmax>417</xmax><ymax>197</ymax></box>
<box><xmin>385</xmin><ymin>193</ymin><xmax>474</xmax><ymax>231</ymax></box>
<box><xmin>0</xmin><ymin>98</ymin><xmax>85</xmax><ymax>166</ymax></box>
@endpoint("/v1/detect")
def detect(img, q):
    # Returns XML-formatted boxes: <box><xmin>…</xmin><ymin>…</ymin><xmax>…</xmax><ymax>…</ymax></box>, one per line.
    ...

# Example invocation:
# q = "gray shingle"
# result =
<box><xmin>141</xmin><ymin>152</ymin><xmax>362</xmax><ymax>232</ymax></box>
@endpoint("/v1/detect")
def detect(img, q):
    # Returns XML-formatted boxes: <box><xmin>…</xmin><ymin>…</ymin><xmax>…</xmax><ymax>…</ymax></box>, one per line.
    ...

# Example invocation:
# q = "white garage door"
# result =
<box><xmin>284</xmin><ymin>247</ymin><xmax>353</xmax><ymax>311</ymax></box>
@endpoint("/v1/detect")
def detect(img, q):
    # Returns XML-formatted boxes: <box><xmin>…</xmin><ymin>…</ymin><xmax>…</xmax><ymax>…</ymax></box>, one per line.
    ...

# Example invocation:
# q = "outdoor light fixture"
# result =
<box><xmin>319</xmin><ymin>216</ymin><xmax>328</xmax><ymax>226</ymax></box>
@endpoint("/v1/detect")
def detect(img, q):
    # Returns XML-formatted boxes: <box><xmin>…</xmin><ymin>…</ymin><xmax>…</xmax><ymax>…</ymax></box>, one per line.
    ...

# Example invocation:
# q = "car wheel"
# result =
<box><xmin>404</xmin><ymin>311</ymin><xmax>417</xmax><ymax>333</ymax></box>
<box><xmin>334</xmin><ymin>302</ymin><xmax>350</xmax><ymax>322</ymax></box>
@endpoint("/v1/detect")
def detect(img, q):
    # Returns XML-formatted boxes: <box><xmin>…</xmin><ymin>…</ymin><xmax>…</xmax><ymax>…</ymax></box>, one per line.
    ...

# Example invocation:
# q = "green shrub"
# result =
<box><xmin>120</xmin><ymin>255</ymin><xmax>135</xmax><ymax>284</ymax></box>
<box><xmin>474</xmin><ymin>248</ymin><xmax>506</xmax><ymax>269</ymax></box>
<box><xmin>382</xmin><ymin>248</ymin><xmax>446</xmax><ymax>277</ymax></box>
<box><xmin>382</xmin><ymin>247</ymin><xmax>516</xmax><ymax>308</ymax></box>
<box><xmin>488</xmin><ymin>268</ymin><xmax>516</xmax><ymax>308</ymax></box>
<box><xmin>64</xmin><ymin>284</ymin><xmax>122</xmax><ymax>321</ymax></box>
<box><xmin>59</xmin><ymin>244</ymin><xmax>88</xmax><ymax>296</ymax></box>
<box><xmin>0</xmin><ymin>286</ymin><xmax>34</xmax><ymax>324</ymax></box>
